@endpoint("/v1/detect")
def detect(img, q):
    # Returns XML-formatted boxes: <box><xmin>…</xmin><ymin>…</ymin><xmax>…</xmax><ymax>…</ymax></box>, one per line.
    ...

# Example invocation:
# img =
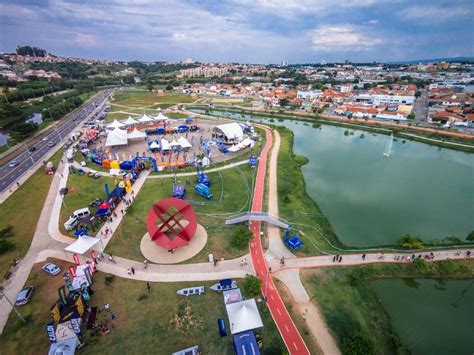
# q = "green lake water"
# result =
<box><xmin>371</xmin><ymin>279</ymin><xmax>474</xmax><ymax>355</ymax></box>
<box><xmin>193</xmin><ymin>109</ymin><xmax>474</xmax><ymax>247</ymax></box>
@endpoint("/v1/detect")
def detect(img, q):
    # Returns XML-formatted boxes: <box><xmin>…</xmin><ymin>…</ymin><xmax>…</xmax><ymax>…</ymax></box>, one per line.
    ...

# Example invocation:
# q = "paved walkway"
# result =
<box><xmin>248</xmin><ymin>127</ymin><xmax>310</xmax><ymax>355</ymax></box>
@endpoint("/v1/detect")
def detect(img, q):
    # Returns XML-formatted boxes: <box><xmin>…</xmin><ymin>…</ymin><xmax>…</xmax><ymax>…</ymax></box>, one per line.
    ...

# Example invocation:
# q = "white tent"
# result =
<box><xmin>149</xmin><ymin>141</ymin><xmax>160</xmax><ymax>149</ymax></box>
<box><xmin>226</xmin><ymin>299</ymin><xmax>263</xmax><ymax>334</ymax></box>
<box><xmin>123</xmin><ymin>116</ymin><xmax>138</xmax><ymax>126</ymax></box>
<box><xmin>138</xmin><ymin>114</ymin><xmax>154</xmax><ymax>123</ymax></box>
<box><xmin>65</xmin><ymin>236</ymin><xmax>101</xmax><ymax>255</ymax></box>
<box><xmin>170</xmin><ymin>139</ymin><xmax>180</xmax><ymax>148</ymax></box>
<box><xmin>160</xmin><ymin>138</ymin><xmax>171</xmax><ymax>151</ymax></box>
<box><xmin>213</xmin><ymin>122</ymin><xmax>244</xmax><ymax>143</ymax></box>
<box><xmin>155</xmin><ymin>112</ymin><xmax>169</xmax><ymax>121</ymax></box>
<box><xmin>178</xmin><ymin>136</ymin><xmax>192</xmax><ymax>149</ymax></box>
<box><xmin>105</xmin><ymin>128</ymin><xmax>128</xmax><ymax>146</ymax></box>
<box><xmin>127</xmin><ymin>128</ymin><xmax>147</xmax><ymax>140</ymax></box>
<box><xmin>107</xmin><ymin>119</ymin><xmax>125</xmax><ymax>129</ymax></box>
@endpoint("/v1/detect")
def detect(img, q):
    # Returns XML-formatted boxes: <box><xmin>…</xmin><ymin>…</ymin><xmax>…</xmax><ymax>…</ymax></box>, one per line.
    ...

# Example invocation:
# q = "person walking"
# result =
<box><xmin>147</xmin><ymin>282</ymin><xmax>152</xmax><ymax>293</ymax></box>
<box><xmin>333</xmin><ymin>255</ymin><xmax>336</xmax><ymax>262</ymax></box>
<box><xmin>144</xmin><ymin>260</ymin><xmax>148</xmax><ymax>269</ymax></box>
<box><xmin>338</xmin><ymin>256</ymin><xmax>342</xmax><ymax>262</ymax></box>
<box><xmin>127</xmin><ymin>268</ymin><xmax>131</xmax><ymax>276</ymax></box>
<box><xmin>108</xmin><ymin>254</ymin><xmax>115</xmax><ymax>263</ymax></box>
<box><xmin>362</xmin><ymin>254</ymin><xmax>366</xmax><ymax>260</ymax></box>
<box><xmin>131</xmin><ymin>267</ymin><xmax>135</xmax><ymax>275</ymax></box>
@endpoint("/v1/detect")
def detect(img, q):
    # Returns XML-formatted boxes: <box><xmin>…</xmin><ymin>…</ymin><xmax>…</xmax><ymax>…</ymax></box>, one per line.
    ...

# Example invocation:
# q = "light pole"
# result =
<box><xmin>0</xmin><ymin>287</ymin><xmax>26</xmax><ymax>323</ymax></box>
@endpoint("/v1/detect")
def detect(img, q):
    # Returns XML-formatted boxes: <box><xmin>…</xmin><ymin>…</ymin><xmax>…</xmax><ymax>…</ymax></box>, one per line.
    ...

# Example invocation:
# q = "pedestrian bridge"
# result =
<box><xmin>225</xmin><ymin>212</ymin><xmax>289</xmax><ymax>229</ymax></box>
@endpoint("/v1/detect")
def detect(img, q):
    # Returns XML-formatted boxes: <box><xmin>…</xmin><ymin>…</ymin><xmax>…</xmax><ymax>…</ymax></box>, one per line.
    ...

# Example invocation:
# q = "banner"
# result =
<box><xmin>58</xmin><ymin>286</ymin><xmax>68</xmax><ymax>305</ymax></box>
<box><xmin>75</xmin><ymin>297</ymin><xmax>85</xmax><ymax>316</ymax></box>
<box><xmin>63</xmin><ymin>273</ymin><xmax>74</xmax><ymax>291</ymax></box>
<box><xmin>73</xmin><ymin>253</ymin><xmax>80</xmax><ymax>265</ymax></box>
<box><xmin>84</xmin><ymin>264</ymin><xmax>93</xmax><ymax>284</ymax></box>
<box><xmin>69</xmin><ymin>316</ymin><xmax>82</xmax><ymax>339</ymax></box>
<box><xmin>51</xmin><ymin>304</ymin><xmax>61</xmax><ymax>324</ymax></box>
<box><xmin>80</xmin><ymin>282</ymin><xmax>90</xmax><ymax>301</ymax></box>
<box><xmin>68</xmin><ymin>265</ymin><xmax>76</xmax><ymax>278</ymax></box>
<box><xmin>45</xmin><ymin>321</ymin><xmax>57</xmax><ymax>344</ymax></box>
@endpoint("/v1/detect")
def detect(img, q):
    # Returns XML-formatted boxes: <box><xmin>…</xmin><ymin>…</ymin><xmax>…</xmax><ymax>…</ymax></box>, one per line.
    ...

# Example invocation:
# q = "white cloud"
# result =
<box><xmin>368</xmin><ymin>19</ymin><xmax>378</xmax><ymax>25</ymax></box>
<box><xmin>397</xmin><ymin>5</ymin><xmax>470</xmax><ymax>22</ymax></box>
<box><xmin>172</xmin><ymin>33</ymin><xmax>186</xmax><ymax>41</ymax></box>
<box><xmin>311</xmin><ymin>25</ymin><xmax>382</xmax><ymax>52</ymax></box>
<box><xmin>75</xmin><ymin>33</ymin><xmax>98</xmax><ymax>47</ymax></box>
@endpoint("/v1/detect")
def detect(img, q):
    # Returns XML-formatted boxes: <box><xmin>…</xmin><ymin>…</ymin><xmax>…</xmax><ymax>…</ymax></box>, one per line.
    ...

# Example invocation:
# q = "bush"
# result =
<box><xmin>232</xmin><ymin>225</ymin><xmax>253</xmax><ymax>249</ymax></box>
<box><xmin>396</xmin><ymin>234</ymin><xmax>424</xmax><ymax>249</ymax></box>
<box><xmin>341</xmin><ymin>331</ymin><xmax>375</xmax><ymax>355</ymax></box>
<box><xmin>0</xmin><ymin>239</ymin><xmax>15</xmax><ymax>255</ymax></box>
<box><xmin>0</xmin><ymin>225</ymin><xmax>14</xmax><ymax>239</ymax></box>
<box><xmin>467</xmin><ymin>231</ymin><xmax>474</xmax><ymax>242</ymax></box>
<box><xmin>244</xmin><ymin>274</ymin><xmax>262</xmax><ymax>297</ymax></box>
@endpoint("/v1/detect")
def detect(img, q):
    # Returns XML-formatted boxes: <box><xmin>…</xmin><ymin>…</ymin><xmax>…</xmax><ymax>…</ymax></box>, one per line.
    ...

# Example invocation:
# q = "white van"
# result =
<box><xmin>71</xmin><ymin>207</ymin><xmax>90</xmax><ymax>220</ymax></box>
<box><xmin>64</xmin><ymin>216</ymin><xmax>78</xmax><ymax>231</ymax></box>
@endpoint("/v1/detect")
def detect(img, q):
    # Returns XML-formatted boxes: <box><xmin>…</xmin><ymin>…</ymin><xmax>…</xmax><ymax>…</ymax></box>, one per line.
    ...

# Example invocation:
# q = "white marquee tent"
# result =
<box><xmin>160</xmin><ymin>138</ymin><xmax>171</xmax><ymax>150</ymax></box>
<box><xmin>107</xmin><ymin>119</ymin><xmax>125</xmax><ymax>129</ymax></box>
<box><xmin>127</xmin><ymin>128</ymin><xmax>147</xmax><ymax>140</ymax></box>
<box><xmin>178</xmin><ymin>136</ymin><xmax>192</xmax><ymax>149</ymax></box>
<box><xmin>155</xmin><ymin>112</ymin><xmax>169</xmax><ymax>121</ymax></box>
<box><xmin>123</xmin><ymin>116</ymin><xmax>138</xmax><ymax>126</ymax></box>
<box><xmin>138</xmin><ymin>114</ymin><xmax>154</xmax><ymax>123</ymax></box>
<box><xmin>149</xmin><ymin>141</ymin><xmax>160</xmax><ymax>149</ymax></box>
<box><xmin>105</xmin><ymin>128</ymin><xmax>128</xmax><ymax>146</ymax></box>
<box><xmin>225</xmin><ymin>299</ymin><xmax>263</xmax><ymax>334</ymax></box>
<box><xmin>64</xmin><ymin>236</ymin><xmax>101</xmax><ymax>255</ymax></box>
<box><xmin>213</xmin><ymin>122</ymin><xmax>244</xmax><ymax>144</ymax></box>
<box><xmin>170</xmin><ymin>139</ymin><xmax>180</xmax><ymax>148</ymax></box>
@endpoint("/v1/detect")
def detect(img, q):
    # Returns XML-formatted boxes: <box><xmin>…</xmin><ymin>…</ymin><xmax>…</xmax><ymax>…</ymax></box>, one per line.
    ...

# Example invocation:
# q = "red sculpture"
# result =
<box><xmin>146</xmin><ymin>197</ymin><xmax>198</xmax><ymax>250</ymax></box>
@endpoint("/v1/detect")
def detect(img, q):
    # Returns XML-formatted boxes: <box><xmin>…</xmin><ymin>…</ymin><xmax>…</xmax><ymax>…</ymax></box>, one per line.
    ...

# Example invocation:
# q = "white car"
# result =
<box><xmin>8</xmin><ymin>160</ymin><xmax>19</xmax><ymax>168</ymax></box>
<box><xmin>48</xmin><ymin>142</ymin><xmax>55</xmax><ymax>147</ymax></box>
<box><xmin>42</xmin><ymin>136</ymin><xmax>48</xmax><ymax>141</ymax></box>
<box><xmin>42</xmin><ymin>262</ymin><xmax>61</xmax><ymax>276</ymax></box>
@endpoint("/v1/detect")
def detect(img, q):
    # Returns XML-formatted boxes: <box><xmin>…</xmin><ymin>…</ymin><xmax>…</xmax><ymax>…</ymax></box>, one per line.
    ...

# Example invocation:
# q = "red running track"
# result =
<box><xmin>249</xmin><ymin>127</ymin><xmax>310</xmax><ymax>355</ymax></box>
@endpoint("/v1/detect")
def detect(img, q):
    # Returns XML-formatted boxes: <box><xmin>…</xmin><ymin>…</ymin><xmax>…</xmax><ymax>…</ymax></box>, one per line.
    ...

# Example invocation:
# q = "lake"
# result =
<box><xmin>193</xmin><ymin>109</ymin><xmax>474</xmax><ymax>247</ymax></box>
<box><xmin>371</xmin><ymin>279</ymin><xmax>474</xmax><ymax>355</ymax></box>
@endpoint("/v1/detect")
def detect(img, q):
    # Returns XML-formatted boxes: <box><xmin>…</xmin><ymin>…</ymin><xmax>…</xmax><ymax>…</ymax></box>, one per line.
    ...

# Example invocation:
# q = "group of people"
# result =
<box><xmin>240</xmin><ymin>258</ymin><xmax>248</xmax><ymax>267</ymax></box>
<box><xmin>90</xmin><ymin>303</ymin><xmax>116</xmax><ymax>337</ymax></box>
<box><xmin>332</xmin><ymin>255</ymin><xmax>343</xmax><ymax>262</ymax></box>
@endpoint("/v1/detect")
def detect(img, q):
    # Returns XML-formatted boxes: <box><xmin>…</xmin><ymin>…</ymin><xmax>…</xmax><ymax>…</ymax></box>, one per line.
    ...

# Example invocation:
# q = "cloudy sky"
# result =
<box><xmin>0</xmin><ymin>0</ymin><xmax>473</xmax><ymax>63</ymax></box>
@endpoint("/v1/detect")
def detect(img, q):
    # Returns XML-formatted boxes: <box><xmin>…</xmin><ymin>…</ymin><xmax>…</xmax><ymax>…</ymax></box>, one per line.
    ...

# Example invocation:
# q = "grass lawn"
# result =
<box><xmin>0</xmin><ymin>258</ymin><xmax>285</xmax><ymax>354</ymax></box>
<box><xmin>59</xmin><ymin>173</ymin><xmax>115</xmax><ymax>237</ymax></box>
<box><xmin>110</xmin><ymin>91</ymin><xmax>195</xmax><ymax>113</ymax></box>
<box><xmin>276</xmin><ymin>126</ymin><xmax>342</xmax><ymax>256</ymax></box>
<box><xmin>107</xmin><ymin>165</ymin><xmax>256</xmax><ymax>263</ymax></box>
<box><xmin>300</xmin><ymin>259</ymin><xmax>474</xmax><ymax>354</ymax></box>
<box><xmin>0</xmin><ymin>150</ymin><xmax>63</xmax><ymax>277</ymax></box>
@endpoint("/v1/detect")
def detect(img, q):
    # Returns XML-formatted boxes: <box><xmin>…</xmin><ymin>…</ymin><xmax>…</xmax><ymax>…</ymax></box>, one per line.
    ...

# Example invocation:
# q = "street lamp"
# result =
<box><xmin>0</xmin><ymin>287</ymin><xmax>26</xmax><ymax>323</ymax></box>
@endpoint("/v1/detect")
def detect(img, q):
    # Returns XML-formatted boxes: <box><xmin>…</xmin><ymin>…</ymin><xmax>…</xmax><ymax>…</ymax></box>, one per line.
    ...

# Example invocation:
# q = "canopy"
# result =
<box><xmin>105</xmin><ymin>128</ymin><xmax>128</xmax><ymax>146</ymax></box>
<box><xmin>127</xmin><ymin>128</ymin><xmax>147</xmax><ymax>140</ymax></box>
<box><xmin>107</xmin><ymin>119</ymin><xmax>125</xmax><ymax>129</ymax></box>
<box><xmin>149</xmin><ymin>141</ymin><xmax>160</xmax><ymax>149</ymax></box>
<box><xmin>138</xmin><ymin>114</ymin><xmax>154</xmax><ymax>123</ymax></box>
<box><xmin>155</xmin><ymin>112</ymin><xmax>168</xmax><ymax>121</ymax></box>
<box><xmin>65</xmin><ymin>236</ymin><xmax>101</xmax><ymax>255</ymax></box>
<box><xmin>160</xmin><ymin>138</ymin><xmax>171</xmax><ymax>150</ymax></box>
<box><xmin>49</xmin><ymin>335</ymin><xmax>79</xmax><ymax>355</ymax></box>
<box><xmin>178</xmin><ymin>136</ymin><xmax>192</xmax><ymax>149</ymax></box>
<box><xmin>213</xmin><ymin>122</ymin><xmax>244</xmax><ymax>142</ymax></box>
<box><xmin>123</xmin><ymin>116</ymin><xmax>138</xmax><ymax>126</ymax></box>
<box><xmin>170</xmin><ymin>139</ymin><xmax>180</xmax><ymax>147</ymax></box>
<box><xmin>226</xmin><ymin>299</ymin><xmax>263</xmax><ymax>334</ymax></box>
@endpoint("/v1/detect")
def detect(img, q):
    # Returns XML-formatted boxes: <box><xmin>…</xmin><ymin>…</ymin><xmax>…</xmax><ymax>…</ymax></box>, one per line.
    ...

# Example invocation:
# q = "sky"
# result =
<box><xmin>0</xmin><ymin>0</ymin><xmax>473</xmax><ymax>64</ymax></box>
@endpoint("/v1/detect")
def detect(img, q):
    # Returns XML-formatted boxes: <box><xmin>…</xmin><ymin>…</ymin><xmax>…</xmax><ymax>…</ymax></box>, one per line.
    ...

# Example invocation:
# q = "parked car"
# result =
<box><xmin>8</xmin><ymin>160</ymin><xmax>19</xmax><ymax>168</ymax></box>
<box><xmin>42</xmin><ymin>262</ymin><xmax>61</xmax><ymax>276</ymax></box>
<box><xmin>15</xmin><ymin>286</ymin><xmax>34</xmax><ymax>306</ymax></box>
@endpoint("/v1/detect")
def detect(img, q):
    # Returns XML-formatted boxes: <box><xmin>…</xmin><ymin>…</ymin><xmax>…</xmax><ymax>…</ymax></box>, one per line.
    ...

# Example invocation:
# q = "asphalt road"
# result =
<box><xmin>0</xmin><ymin>90</ymin><xmax>112</xmax><ymax>193</ymax></box>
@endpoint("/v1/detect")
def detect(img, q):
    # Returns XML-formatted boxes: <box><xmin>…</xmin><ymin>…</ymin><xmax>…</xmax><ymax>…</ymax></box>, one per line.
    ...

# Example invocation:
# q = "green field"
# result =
<box><xmin>0</xmin><ymin>150</ymin><xmax>62</xmax><ymax>277</ymax></box>
<box><xmin>0</xmin><ymin>259</ymin><xmax>285</xmax><ymax>354</ymax></box>
<box><xmin>106</xmin><ymin>165</ymin><xmax>256</xmax><ymax>263</ymax></box>
<box><xmin>300</xmin><ymin>259</ymin><xmax>474</xmax><ymax>354</ymax></box>
<box><xmin>59</xmin><ymin>172</ymin><xmax>114</xmax><ymax>237</ymax></box>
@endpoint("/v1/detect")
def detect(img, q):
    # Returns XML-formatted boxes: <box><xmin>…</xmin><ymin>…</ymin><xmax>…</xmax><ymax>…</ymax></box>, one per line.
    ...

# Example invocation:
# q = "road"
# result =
<box><xmin>249</xmin><ymin>127</ymin><xmax>310</xmax><ymax>355</ymax></box>
<box><xmin>0</xmin><ymin>90</ymin><xmax>112</xmax><ymax>193</ymax></box>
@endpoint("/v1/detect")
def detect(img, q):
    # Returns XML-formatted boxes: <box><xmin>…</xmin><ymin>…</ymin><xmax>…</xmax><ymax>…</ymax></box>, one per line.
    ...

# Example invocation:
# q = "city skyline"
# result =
<box><xmin>1</xmin><ymin>0</ymin><xmax>473</xmax><ymax>64</ymax></box>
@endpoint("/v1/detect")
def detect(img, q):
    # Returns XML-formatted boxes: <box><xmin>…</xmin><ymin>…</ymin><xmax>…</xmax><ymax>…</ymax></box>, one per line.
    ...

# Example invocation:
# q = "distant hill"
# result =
<box><xmin>389</xmin><ymin>57</ymin><xmax>474</xmax><ymax>64</ymax></box>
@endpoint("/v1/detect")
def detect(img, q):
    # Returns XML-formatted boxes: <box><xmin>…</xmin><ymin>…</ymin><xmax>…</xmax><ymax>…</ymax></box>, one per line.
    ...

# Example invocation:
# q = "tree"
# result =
<box><xmin>467</xmin><ymin>231</ymin><xmax>474</xmax><ymax>242</ymax></box>
<box><xmin>232</xmin><ymin>225</ymin><xmax>253</xmax><ymax>249</ymax></box>
<box><xmin>166</xmin><ymin>85</ymin><xmax>173</xmax><ymax>91</ymax></box>
<box><xmin>244</xmin><ymin>274</ymin><xmax>262</xmax><ymax>297</ymax></box>
<box><xmin>0</xmin><ymin>239</ymin><xmax>15</xmax><ymax>255</ymax></box>
<box><xmin>147</xmin><ymin>81</ymin><xmax>154</xmax><ymax>92</ymax></box>
<box><xmin>407</xmin><ymin>112</ymin><xmax>415</xmax><ymax>120</ymax></box>
<box><xmin>279</xmin><ymin>98</ymin><xmax>290</xmax><ymax>107</ymax></box>
<box><xmin>415</xmin><ymin>91</ymin><xmax>421</xmax><ymax>98</ymax></box>
<box><xmin>0</xmin><ymin>225</ymin><xmax>14</xmax><ymax>239</ymax></box>
<box><xmin>341</xmin><ymin>331</ymin><xmax>375</xmax><ymax>355</ymax></box>
<box><xmin>396</xmin><ymin>234</ymin><xmax>424</xmax><ymax>249</ymax></box>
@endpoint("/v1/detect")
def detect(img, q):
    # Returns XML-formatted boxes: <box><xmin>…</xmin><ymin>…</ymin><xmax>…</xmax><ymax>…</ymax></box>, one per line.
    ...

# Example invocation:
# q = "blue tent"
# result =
<box><xmin>233</xmin><ymin>331</ymin><xmax>260</xmax><ymax>355</ymax></box>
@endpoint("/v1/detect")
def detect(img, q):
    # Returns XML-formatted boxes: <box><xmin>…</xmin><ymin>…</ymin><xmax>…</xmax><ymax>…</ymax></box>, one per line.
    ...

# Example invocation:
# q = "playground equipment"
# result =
<box><xmin>284</xmin><ymin>227</ymin><xmax>304</xmax><ymax>250</ymax></box>
<box><xmin>195</xmin><ymin>183</ymin><xmax>213</xmax><ymax>199</ymax></box>
<box><xmin>248</xmin><ymin>155</ymin><xmax>257</xmax><ymax>168</ymax></box>
<box><xmin>173</xmin><ymin>184</ymin><xmax>186</xmax><ymax>199</ymax></box>
<box><xmin>196</xmin><ymin>167</ymin><xmax>211</xmax><ymax>187</ymax></box>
